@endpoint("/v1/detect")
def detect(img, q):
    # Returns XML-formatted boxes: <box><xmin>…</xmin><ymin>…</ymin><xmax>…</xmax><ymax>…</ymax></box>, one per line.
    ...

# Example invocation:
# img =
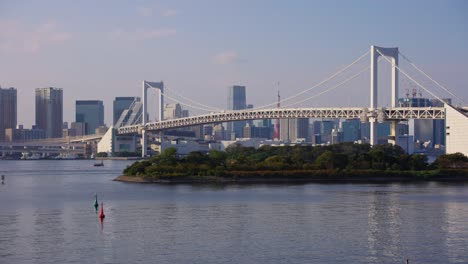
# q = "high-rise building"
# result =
<box><xmin>280</xmin><ymin>118</ymin><xmax>309</xmax><ymax>142</ymax></box>
<box><xmin>0</xmin><ymin>87</ymin><xmax>17</xmax><ymax>141</ymax></box>
<box><xmin>76</xmin><ymin>100</ymin><xmax>104</xmax><ymax>135</ymax></box>
<box><xmin>341</xmin><ymin>119</ymin><xmax>361</xmax><ymax>142</ymax></box>
<box><xmin>36</xmin><ymin>87</ymin><xmax>63</xmax><ymax>138</ymax></box>
<box><xmin>227</xmin><ymin>85</ymin><xmax>246</xmax><ymax>139</ymax></box>
<box><xmin>113</xmin><ymin>97</ymin><xmax>140</xmax><ymax>125</ymax></box>
<box><xmin>164</xmin><ymin>103</ymin><xmax>183</xmax><ymax>120</ymax></box>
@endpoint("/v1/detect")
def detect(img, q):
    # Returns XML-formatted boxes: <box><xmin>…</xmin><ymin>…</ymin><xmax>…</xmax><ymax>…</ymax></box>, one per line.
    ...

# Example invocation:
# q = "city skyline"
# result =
<box><xmin>1</xmin><ymin>1</ymin><xmax>467</xmax><ymax>127</ymax></box>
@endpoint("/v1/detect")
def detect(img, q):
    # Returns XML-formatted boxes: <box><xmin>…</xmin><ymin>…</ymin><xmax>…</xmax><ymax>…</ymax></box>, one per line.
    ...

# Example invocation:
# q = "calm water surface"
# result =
<box><xmin>0</xmin><ymin>160</ymin><xmax>467</xmax><ymax>264</ymax></box>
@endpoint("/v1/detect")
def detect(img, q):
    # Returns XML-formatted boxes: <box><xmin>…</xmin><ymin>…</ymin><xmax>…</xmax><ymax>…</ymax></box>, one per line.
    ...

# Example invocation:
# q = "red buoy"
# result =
<box><xmin>99</xmin><ymin>202</ymin><xmax>105</xmax><ymax>221</ymax></box>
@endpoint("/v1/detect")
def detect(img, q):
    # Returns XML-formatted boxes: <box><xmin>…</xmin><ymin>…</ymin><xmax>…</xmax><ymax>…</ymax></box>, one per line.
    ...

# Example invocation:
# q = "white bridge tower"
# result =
<box><xmin>141</xmin><ymin>80</ymin><xmax>164</xmax><ymax>157</ymax></box>
<box><xmin>370</xmin><ymin>45</ymin><xmax>399</xmax><ymax>146</ymax></box>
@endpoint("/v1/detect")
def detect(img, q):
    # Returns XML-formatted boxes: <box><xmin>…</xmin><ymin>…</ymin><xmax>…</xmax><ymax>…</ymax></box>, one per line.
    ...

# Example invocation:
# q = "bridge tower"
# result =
<box><xmin>141</xmin><ymin>80</ymin><xmax>164</xmax><ymax>157</ymax></box>
<box><xmin>370</xmin><ymin>45</ymin><xmax>399</xmax><ymax>146</ymax></box>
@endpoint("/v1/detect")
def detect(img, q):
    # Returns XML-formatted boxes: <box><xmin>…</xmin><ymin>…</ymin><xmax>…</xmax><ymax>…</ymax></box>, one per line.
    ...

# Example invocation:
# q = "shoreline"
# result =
<box><xmin>114</xmin><ymin>171</ymin><xmax>468</xmax><ymax>184</ymax></box>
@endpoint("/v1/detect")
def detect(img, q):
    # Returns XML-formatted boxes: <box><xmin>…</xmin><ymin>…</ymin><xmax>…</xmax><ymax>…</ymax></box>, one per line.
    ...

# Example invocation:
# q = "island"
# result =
<box><xmin>116</xmin><ymin>143</ymin><xmax>468</xmax><ymax>184</ymax></box>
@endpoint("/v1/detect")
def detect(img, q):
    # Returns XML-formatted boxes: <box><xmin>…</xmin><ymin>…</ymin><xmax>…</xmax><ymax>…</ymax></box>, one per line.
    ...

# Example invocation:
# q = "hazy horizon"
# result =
<box><xmin>1</xmin><ymin>0</ymin><xmax>467</xmax><ymax>127</ymax></box>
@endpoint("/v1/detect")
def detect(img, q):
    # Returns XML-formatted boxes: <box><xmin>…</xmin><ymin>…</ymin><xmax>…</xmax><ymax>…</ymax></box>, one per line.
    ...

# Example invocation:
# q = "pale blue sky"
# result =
<box><xmin>1</xmin><ymin>0</ymin><xmax>467</xmax><ymax>126</ymax></box>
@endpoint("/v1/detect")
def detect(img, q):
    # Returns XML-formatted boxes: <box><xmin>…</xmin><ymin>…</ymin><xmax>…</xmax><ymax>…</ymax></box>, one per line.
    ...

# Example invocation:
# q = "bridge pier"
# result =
<box><xmin>370</xmin><ymin>45</ymin><xmax>399</xmax><ymax>146</ymax></box>
<box><xmin>142</xmin><ymin>80</ymin><xmax>164</xmax><ymax>158</ymax></box>
<box><xmin>141</xmin><ymin>129</ymin><xmax>147</xmax><ymax>158</ymax></box>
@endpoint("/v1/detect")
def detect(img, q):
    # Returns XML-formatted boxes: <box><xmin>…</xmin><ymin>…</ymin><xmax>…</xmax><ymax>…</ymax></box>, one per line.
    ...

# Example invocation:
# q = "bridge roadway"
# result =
<box><xmin>117</xmin><ymin>107</ymin><xmax>445</xmax><ymax>134</ymax></box>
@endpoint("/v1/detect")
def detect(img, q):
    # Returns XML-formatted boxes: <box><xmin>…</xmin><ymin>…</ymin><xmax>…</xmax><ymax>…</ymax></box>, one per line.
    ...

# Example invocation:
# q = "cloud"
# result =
<box><xmin>0</xmin><ymin>20</ymin><xmax>72</xmax><ymax>53</ymax></box>
<box><xmin>111</xmin><ymin>28</ymin><xmax>176</xmax><ymax>41</ymax></box>
<box><xmin>162</xmin><ymin>9</ymin><xmax>178</xmax><ymax>17</ymax></box>
<box><xmin>214</xmin><ymin>51</ymin><xmax>238</xmax><ymax>65</ymax></box>
<box><xmin>136</xmin><ymin>7</ymin><xmax>153</xmax><ymax>17</ymax></box>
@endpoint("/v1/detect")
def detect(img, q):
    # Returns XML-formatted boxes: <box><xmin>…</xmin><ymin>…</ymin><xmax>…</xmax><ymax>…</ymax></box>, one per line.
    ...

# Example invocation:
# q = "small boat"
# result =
<box><xmin>94</xmin><ymin>160</ymin><xmax>104</xmax><ymax>167</ymax></box>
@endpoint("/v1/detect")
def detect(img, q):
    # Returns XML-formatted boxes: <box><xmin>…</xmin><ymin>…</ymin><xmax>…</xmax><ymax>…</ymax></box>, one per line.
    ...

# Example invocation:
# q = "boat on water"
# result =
<box><xmin>21</xmin><ymin>153</ymin><xmax>42</xmax><ymax>160</ymax></box>
<box><xmin>94</xmin><ymin>160</ymin><xmax>104</xmax><ymax>167</ymax></box>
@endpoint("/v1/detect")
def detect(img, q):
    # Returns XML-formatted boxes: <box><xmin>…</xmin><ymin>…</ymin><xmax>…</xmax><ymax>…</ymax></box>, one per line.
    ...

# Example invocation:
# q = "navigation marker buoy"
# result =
<box><xmin>94</xmin><ymin>194</ymin><xmax>99</xmax><ymax>211</ymax></box>
<box><xmin>99</xmin><ymin>202</ymin><xmax>105</xmax><ymax>221</ymax></box>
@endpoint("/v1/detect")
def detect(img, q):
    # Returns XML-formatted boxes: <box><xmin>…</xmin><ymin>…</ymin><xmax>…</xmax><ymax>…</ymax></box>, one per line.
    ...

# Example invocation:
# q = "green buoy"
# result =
<box><xmin>94</xmin><ymin>194</ymin><xmax>99</xmax><ymax>211</ymax></box>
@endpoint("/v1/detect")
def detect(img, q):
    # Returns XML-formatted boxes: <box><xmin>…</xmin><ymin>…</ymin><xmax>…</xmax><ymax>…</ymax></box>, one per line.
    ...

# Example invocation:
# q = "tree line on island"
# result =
<box><xmin>123</xmin><ymin>143</ymin><xmax>468</xmax><ymax>180</ymax></box>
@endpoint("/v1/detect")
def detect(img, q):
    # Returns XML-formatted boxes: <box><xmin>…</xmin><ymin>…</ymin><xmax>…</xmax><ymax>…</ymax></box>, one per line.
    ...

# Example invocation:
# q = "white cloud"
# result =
<box><xmin>111</xmin><ymin>28</ymin><xmax>176</xmax><ymax>41</ymax></box>
<box><xmin>0</xmin><ymin>20</ymin><xmax>72</xmax><ymax>53</ymax></box>
<box><xmin>162</xmin><ymin>9</ymin><xmax>178</xmax><ymax>17</ymax></box>
<box><xmin>214</xmin><ymin>51</ymin><xmax>238</xmax><ymax>65</ymax></box>
<box><xmin>136</xmin><ymin>7</ymin><xmax>153</xmax><ymax>17</ymax></box>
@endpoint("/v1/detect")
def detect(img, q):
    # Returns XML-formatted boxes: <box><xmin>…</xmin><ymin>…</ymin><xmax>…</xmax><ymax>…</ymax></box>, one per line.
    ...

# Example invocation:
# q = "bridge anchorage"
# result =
<box><xmin>114</xmin><ymin>45</ymin><xmax>467</xmax><ymax>158</ymax></box>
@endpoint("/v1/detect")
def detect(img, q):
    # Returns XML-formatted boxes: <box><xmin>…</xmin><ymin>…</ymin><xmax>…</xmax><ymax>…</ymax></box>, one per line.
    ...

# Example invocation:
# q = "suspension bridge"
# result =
<box><xmin>112</xmin><ymin>45</ymin><xmax>467</xmax><ymax>157</ymax></box>
<box><xmin>5</xmin><ymin>45</ymin><xmax>465</xmax><ymax>159</ymax></box>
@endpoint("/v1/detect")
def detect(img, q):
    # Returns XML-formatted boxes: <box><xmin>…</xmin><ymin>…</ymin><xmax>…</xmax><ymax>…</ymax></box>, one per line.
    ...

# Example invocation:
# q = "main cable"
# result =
<box><xmin>253</xmin><ymin>49</ymin><xmax>370</xmax><ymax>109</ymax></box>
<box><xmin>399</xmin><ymin>50</ymin><xmax>465</xmax><ymax>105</ymax></box>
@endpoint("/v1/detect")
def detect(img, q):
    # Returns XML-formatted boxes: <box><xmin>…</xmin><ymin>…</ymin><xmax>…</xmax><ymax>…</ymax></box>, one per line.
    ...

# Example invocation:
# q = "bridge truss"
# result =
<box><xmin>117</xmin><ymin>107</ymin><xmax>445</xmax><ymax>135</ymax></box>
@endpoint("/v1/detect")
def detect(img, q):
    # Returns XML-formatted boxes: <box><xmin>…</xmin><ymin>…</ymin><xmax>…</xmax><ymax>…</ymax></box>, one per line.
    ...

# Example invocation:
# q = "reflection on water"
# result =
<box><xmin>0</xmin><ymin>160</ymin><xmax>468</xmax><ymax>264</ymax></box>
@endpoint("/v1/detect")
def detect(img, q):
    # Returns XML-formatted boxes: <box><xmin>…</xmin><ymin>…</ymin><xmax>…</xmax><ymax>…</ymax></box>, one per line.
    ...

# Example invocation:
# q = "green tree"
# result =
<box><xmin>409</xmin><ymin>154</ymin><xmax>428</xmax><ymax>171</ymax></box>
<box><xmin>433</xmin><ymin>153</ymin><xmax>468</xmax><ymax>169</ymax></box>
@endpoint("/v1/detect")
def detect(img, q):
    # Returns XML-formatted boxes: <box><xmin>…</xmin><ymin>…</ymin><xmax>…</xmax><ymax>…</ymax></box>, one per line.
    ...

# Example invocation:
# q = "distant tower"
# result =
<box><xmin>274</xmin><ymin>90</ymin><xmax>280</xmax><ymax>140</ymax></box>
<box><xmin>76</xmin><ymin>100</ymin><xmax>104</xmax><ymax>135</ymax></box>
<box><xmin>227</xmin><ymin>85</ymin><xmax>247</xmax><ymax>139</ymax></box>
<box><xmin>0</xmin><ymin>87</ymin><xmax>17</xmax><ymax>142</ymax></box>
<box><xmin>35</xmin><ymin>87</ymin><xmax>63</xmax><ymax>138</ymax></box>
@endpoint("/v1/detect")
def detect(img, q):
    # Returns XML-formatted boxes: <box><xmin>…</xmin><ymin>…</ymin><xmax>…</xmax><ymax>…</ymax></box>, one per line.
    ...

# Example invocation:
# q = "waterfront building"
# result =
<box><xmin>113</xmin><ymin>97</ymin><xmax>140</xmax><ymax>125</ymax></box>
<box><xmin>35</xmin><ymin>87</ymin><xmax>63</xmax><ymax>138</ymax></box>
<box><xmin>71</xmin><ymin>122</ymin><xmax>86</xmax><ymax>137</ymax></box>
<box><xmin>227</xmin><ymin>85</ymin><xmax>247</xmax><ymax>139</ymax></box>
<box><xmin>0</xmin><ymin>87</ymin><xmax>17</xmax><ymax>142</ymax></box>
<box><xmin>76</xmin><ymin>100</ymin><xmax>104</xmax><ymax>135</ymax></box>
<box><xmin>5</xmin><ymin>125</ymin><xmax>45</xmax><ymax>142</ymax></box>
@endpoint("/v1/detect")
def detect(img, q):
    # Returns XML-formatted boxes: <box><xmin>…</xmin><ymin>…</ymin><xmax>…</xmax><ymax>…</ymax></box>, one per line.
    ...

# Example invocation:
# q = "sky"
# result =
<box><xmin>1</xmin><ymin>0</ymin><xmax>467</xmax><ymax>127</ymax></box>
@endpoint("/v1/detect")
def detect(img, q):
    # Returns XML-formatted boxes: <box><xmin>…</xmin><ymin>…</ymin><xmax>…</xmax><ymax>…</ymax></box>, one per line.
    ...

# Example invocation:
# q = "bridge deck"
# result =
<box><xmin>118</xmin><ymin>107</ymin><xmax>445</xmax><ymax>134</ymax></box>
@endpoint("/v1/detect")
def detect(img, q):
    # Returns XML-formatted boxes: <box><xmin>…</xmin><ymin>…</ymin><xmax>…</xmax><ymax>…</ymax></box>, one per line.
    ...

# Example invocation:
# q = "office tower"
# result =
<box><xmin>76</xmin><ymin>100</ymin><xmax>104</xmax><ymax>135</ymax></box>
<box><xmin>71</xmin><ymin>122</ymin><xmax>86</xmax><ymax>137</ymax></box>
<box><xmin>320</xmin><ymin>120</ymin><xmax>335</xmax><ymax>143</ymax></box>
<box><xmin>113</xmin><ymin>97</ymin><xmax>140</xmax><ymax>125</ymax></box>
<box><xmin>0</xmin><ymin>87</ymin><xmax>17</xmax><ymax>141</ymax></box>
<box><xmin>341</xmin><ymin>119</ymin><xmax>361</xmax><ymax>142</ymax></box>
<box><xmin>213</xmin><ymin>124</ymin><xmax>225</xmax><ymax>141</ymax></box>
<box><xmin>227</xmin><ymin>85</ymin><xmax>246</xmax><ymax>139</ymax></box>
<box><xmin>280</xmin><ymin>118</ymin><xmax>309</xmax><ymax>142</ymax></box>
<box><xmin>36</xmin><ymin>87</ymin><xmax>63</xmax><ymax>138</ymax></box>
<box><xmin>164</xmin><ymin>103</ymin><xmax>182</xmax><ymax>120</ymax></box>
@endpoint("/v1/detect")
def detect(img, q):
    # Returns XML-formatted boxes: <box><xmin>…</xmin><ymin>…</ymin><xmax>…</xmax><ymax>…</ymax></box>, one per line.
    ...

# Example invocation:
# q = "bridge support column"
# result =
<box><xmin>142</xmin><ymin>80</ymin><xmax>164</xmax><ymax>157</ymax></box>
<box><xmin>141</xmin><ymin>129</ymin><xmax>147</xmax><ymax>158</ymax></box>
<box><xmin>370</xmin><ymin>45</ymin><xmax>399</xmax><ymax>146</ymax></box>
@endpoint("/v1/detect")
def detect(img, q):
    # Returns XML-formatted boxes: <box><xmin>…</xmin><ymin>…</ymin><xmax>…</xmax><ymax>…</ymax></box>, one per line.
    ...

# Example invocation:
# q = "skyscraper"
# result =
<box><xmin>113</xmin><ymin>97</ymin><xmax>140</xmax><ymax>125</ymax></box>
<box><xmin>227</xmin><ymin>85</ymin><xmax>246</xmax><ymax>139</ymax></box>
<box><xmin>76</xmin><ymin>100</ymin><xmax>104</xmax><ymax>135</ymax></box>
<box><xmin>280</xmin><ymin>118</ymin><xmax>309</xmax><ymax>142</ymax></box>
<box><xmin>35</xmin><ymin>87</ymin><xmax>63</xmax><ymax>138</ymax></box>
<box><xmin>0</xmin><ymin>87</ymin><xmax>17</xmax><ymax>141</ymax></box>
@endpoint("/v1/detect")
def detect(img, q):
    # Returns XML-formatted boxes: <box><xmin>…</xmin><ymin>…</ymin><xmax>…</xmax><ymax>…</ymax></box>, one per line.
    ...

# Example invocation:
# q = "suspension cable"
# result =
<box><xmin>376</xmin><ymin>49</ymin><xmax>449</xmax><ymax>105</ymax></box>
<box><xmin>252</xmin><ymin>49</ymin><xmax>370</xmax><ymax>109</ymax></box>
<box><xmin>164</xmin><ymin>86</ymin><xmax>222</xmax><ymax>111</ymax></box>
<box><xmin>145</xmin><ymin>83</ymin><xmax>222</xmax><ymax>112</ymax></box>
<box><xmin>283</xmin><ymin>64</ymin><xmax>371</xmax><ymax>107</ymax></box>
<box><xmin>160</xmin><ymin>91</ymin><xmax>218</xmax><ymax>112</ymax></box>
<box><xmin>399</xmin><ymin>50</ymin><xmax>465</xmax><ymax>104</ymax></box>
